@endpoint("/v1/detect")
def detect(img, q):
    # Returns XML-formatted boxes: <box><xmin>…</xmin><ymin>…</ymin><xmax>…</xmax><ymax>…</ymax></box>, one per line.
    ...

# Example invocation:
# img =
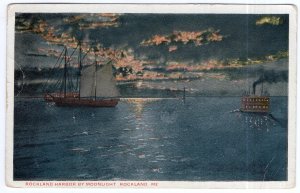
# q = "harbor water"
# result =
<box><xmin>13</xmin><ymin>97</ymin><xmax>288</xmax><ymax>181</ymax></box>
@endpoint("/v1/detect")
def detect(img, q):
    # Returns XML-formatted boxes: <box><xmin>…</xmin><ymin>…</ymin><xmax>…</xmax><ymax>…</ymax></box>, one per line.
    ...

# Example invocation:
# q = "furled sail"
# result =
<box><xmin>80</xmin><ymin>65</ymin><xmax>96</xmax><ymax>98</ymax></box>
<box><xmin>96</xmin><ymin>63</ymin><xmax>119</xmax><ymax>97</ymax></box>
<box><xmin>80</xmin><ymin>62</ymin><xmax>119</xmax><ymax>98</ymax></box>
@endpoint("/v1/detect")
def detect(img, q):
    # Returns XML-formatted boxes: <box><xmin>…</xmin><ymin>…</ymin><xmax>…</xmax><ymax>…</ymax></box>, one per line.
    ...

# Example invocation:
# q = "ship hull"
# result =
<box><xmin>240</xmin><ymin>96</ymin><xmax>270</xmax><ymax>113</ymax></box>
<box><xmin>52</xmin><ymin>97</ymin><xmax>119</xmax><ymax>107</ymax></box>
<box><xmin>44</xmin><ymin>92</ymin><xmax>79</xmax><ymax>102</ymax></box>
<box><xmin>240</xmin><ymin>109</ymin><xmax>269</xmax><ymax>114</ymax></box>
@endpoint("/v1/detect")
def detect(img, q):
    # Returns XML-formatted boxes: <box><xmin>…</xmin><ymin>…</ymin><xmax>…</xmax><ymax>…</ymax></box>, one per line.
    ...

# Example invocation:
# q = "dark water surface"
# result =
<box><xmin>14</xmin><ymin>97</ymin><xmax>288</xmax><ymax>181</ymax></box>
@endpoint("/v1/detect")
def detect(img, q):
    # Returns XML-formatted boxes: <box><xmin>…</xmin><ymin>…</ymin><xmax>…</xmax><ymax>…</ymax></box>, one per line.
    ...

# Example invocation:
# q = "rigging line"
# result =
<box><xmin>53</xmin><ymin>57</ymin><xmax>63</xmax><ymax>92</ymax></box>
<box><xmin>52</xmin><ymin>78</ymin><xmax>60</xmax><ymax>91</ymax></box>
<box><xmin>64</xmin><ymin>47</ymin><xmax>68</xmax><ymax>96</ymax></box>
<box><xmin>41</xmin><ymin>47</ymin><xmax>65</xmax><ymax>93</ymax></box>
<box><xmin>65</xmin><ymin>44</ymin><xmax>79</xmax><ymax>65</ymax></box>
<box><xmin>81</xmin><ymin>48</ymin><xmax>91</xmax><ymax>61</ymax></box>
<box><xmin>54</xmin><ymin>76</ymin><xmax>63</xmax><ymax>91</ymax></box>
<box><xmin>59</xmin><ymin>65</ymin><xmax>66</xmax><ymax>94</ymax></box>
<box><xmin>49</xmin><ymin>51</ymin><xmax>64</xmax><ymax>92</ymax></box>
<box><xmin>42</xmin><ymin>47</ymin><xmax>65</xmax><ymax>83</ymax></box>
<box><xmin>64</xmin><ymin>45</ymin><xmax>78</xmax><ymax>91</ymax></box>
<box><xmin>52</xmin><ymin>67</ymin><xmax>64</xmax><ymax>90</ymax></box>
<box><xmin>66</xmin><ymin>45</ymin><xmax>79</xmax><ymax>91</ymax></box>
<box><xmin>67</xmin><ymin>71</ymin><xmax>75</xmax><ymax>91</ymax></box>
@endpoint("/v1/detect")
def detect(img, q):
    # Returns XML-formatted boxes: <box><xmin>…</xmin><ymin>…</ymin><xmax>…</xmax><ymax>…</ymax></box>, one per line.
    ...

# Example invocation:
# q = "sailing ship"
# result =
<box><xmin>240</xmin><ymin>82</ymin><xmax>270</xmax><ymax>113</ymax></box>
<box><xmin>44</xmin><ymin>42</ymin><xmax>119</xmax><ymax>107</ymax></box>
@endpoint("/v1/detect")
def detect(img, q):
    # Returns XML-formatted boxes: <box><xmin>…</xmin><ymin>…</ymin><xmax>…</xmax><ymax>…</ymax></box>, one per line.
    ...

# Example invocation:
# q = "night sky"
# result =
<box><xmin>14</xmin><ymin>13</ymin><xmax>289</xmax><ymax>96</ymax></box>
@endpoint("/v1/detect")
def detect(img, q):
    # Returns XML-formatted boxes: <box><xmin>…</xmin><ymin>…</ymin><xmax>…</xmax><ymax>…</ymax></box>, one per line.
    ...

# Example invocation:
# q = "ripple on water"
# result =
<box><xmin>149</xmin><ymin>137</ymin><xmax>159</xmax><ymax>140</ymax></box>
<box><xmin>72</xmin><ymin>131</ymin><xmax>89</xmax><ymax>136</ymax></box>
<box><xmin>71</xmin><ymin>147</ymin><xmax>90</xmax><ymax>153</ymax></box>
<box><xmin>77</xmin><ymin>173</ymin><xmax>93</xmax><ymax>179</ymax></box>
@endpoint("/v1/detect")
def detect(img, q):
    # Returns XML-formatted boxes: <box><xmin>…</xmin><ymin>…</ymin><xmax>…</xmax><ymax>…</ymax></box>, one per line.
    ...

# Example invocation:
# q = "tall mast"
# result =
<box><xmin>78</xmin><ymin>41</ymin><xmax>82</xmax><ymax>99</ymax></box>
<box><xmin>94</xmin><ymin>50</ymin><xmax>97</xmax><ymax>100</ymax></box>
<box><xmin>63</xmin><ymin>46</ymin><xmax>67</xmax><ymax>98</ymax></box>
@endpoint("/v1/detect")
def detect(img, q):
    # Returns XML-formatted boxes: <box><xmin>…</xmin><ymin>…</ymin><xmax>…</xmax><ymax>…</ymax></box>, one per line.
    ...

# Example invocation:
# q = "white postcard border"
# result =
<box><xmin>6</xmin><ymin>3</ymin><xmax>297</xmax><ymax>188</ymax></box>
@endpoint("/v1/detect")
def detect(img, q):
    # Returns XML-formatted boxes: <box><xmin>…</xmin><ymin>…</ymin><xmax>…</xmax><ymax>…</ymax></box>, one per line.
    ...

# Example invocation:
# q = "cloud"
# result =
<box><xmin>256</xmin><ymin>16</ymin><xmax>283</xmax><ymax>25</ymax></box>
<box><xmin>140</xmin><ymin>28</ymin><xmax>224</xmax><ymax>48</ymax></box>
<box><xmin>165</xmin><ymin>60</ymin><xmax>223</xmax><ymax>72</ymax></box>
<box><xmin>15</xmin><ymin>13</ymin><xmax>121</xmax><ymax>45</ymax></box>
<box><xmin>126</xmin><ymin>50</ymin><xmax>288</xmax><ymax>82</ymax></box>
<box><xmin>108</xmin><ymin>48</ymin><xmax>288</xmax><ymax>82</ymax></box>
<box><xmin>168</xmin><ymin>45</ymin><xmax>178</xmax><ymax>52</ymax></box>
<box><xmin>25</xmin><ymin>52</ymin><xmax>48</xmax><ymax>57</ymax></box>
<box><xmin>15</xmin><ymin>13</ymin><xmax>288</xmax><ymax>84</ymax></box>
<box><xmin>63</xmin><ymin>13</ymin><xmax>120</xmax><ymax>30</ymax></box>
<box><xmin>37</xmin><ymin>48</ymin><xmax>64</xmax><ymax>57</ymax></box>
<box><xmin>15</xmin><ymin>17</ymin><xmax>48</xmax><ymax>34</ymax></box>
<box><xmin>141</xmin><ymin>35</ymin><xmax>171</xmax><ymax>46</ymax></box>
<box><xmin>15</xmin><ymin>13</ymin><xmax>124</xmax><ymax>68</ymax></box>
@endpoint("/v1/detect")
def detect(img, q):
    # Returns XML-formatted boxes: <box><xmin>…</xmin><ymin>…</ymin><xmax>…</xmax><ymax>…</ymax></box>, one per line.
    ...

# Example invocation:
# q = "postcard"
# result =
<box><xmin>6</xmin><ymin>4</ymin><xmax>296</xmax><ymax>188</ymax></box>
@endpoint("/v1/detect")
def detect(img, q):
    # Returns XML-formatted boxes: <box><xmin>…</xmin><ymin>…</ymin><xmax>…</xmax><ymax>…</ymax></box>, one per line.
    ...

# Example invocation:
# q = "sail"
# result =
<box><xmin>96</xmin><ymin>63</ymin><xmax>119</xmax><ymax>97</ymax></box>
<box><xmin>80</xmin><ymin>65</ymin><xmax>96</xmax><ymax>97</ymax></box>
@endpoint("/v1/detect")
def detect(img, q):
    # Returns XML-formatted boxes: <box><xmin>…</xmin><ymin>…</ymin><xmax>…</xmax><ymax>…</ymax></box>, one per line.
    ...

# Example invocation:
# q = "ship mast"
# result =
<box><xmin>78</xmin><ymin>41</ymin><xmax>82</xmax><ymax>99</ymax></box>
<box><xmin>94</xmin><ymin>49</ymin><xmax>97</xmax><ymax>100</ymax></box>
<box><xmin>63</xmin><ymin>46</ymin><xmax>67</xmax><ymax>98</ymax></box>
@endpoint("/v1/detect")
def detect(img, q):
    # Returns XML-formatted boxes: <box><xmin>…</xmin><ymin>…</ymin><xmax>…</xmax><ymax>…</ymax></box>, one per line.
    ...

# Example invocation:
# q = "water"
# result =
<box><xmin>13</xmin><ymin>97</ymin><xmax>288</xmax><ymax>181</ymax></box>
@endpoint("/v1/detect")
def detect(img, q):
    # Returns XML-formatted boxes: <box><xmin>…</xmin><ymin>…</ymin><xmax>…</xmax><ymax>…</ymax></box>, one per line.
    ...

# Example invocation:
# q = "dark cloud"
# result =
<box><xmin>253</xmin><ymin>70</ymin><xmax>288</xmax><ymax>94</ymax></box>
<box><xmin>15</xmin><ymin>13</ymin><xmax>289</xmax><ymax>84</ymax></box>
<box><xmin>25</xmin><ymin>52</ymin><xmax>48</xmax><ymax>57</ymax></box>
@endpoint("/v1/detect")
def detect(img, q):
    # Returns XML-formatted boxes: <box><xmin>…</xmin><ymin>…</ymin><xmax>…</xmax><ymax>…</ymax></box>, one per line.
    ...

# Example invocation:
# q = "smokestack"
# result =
<box><xmin>252</xmin><ymin>70</ymin><xmax>288</xmax><ymax>95</ymax></box>
<box><xmin>253</xmin><ymin>83</ymin><xmax>256</xmax><ymax>95</ymax></box>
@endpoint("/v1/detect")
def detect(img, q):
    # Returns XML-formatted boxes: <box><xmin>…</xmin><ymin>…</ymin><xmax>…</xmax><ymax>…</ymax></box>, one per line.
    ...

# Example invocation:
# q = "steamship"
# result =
<box><xmin>44</xmin><ymin>42</ymin><xmax>119</xmax><ymax>107</ymax></box>
<box><xmin>240</xmin><ymin>83</ymin><xmax>270</xmax><ymax>113</ymax></box>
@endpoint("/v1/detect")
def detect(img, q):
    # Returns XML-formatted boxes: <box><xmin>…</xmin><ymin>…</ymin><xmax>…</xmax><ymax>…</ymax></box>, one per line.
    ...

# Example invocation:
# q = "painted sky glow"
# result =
<box><xmin>15</xmin><ymin>13</ymin><xmax>289</xmax><ymax>96</ymax></box>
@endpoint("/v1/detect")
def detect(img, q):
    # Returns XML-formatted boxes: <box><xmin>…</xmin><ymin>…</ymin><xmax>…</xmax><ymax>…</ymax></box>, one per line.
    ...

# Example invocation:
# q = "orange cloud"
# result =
<box><xmin>141</xmin><ymin>28</ymin><xmax>224</xmax><ymax>48</ymax></box>
<box><xmin>173</xmin><ymin>31</ymin><xmax>203</xmax><ymax>44</ymax></box>
<box><xmin>141</xmin><ymin>35</ymin><xmax>171</xmax><ymax>46</ymax></box>
<box><xmin>206</xmin><ymin>30</ymin><xmax>223</xmax><ymax>41</ymax></box>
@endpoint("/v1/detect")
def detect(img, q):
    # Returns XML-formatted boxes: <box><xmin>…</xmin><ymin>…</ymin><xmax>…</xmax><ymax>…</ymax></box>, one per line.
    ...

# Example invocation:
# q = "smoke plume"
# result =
<box><xmin>253</xmin><ymin>70</ymin><xmax>288</xmax><ymax>94</ymax></box>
